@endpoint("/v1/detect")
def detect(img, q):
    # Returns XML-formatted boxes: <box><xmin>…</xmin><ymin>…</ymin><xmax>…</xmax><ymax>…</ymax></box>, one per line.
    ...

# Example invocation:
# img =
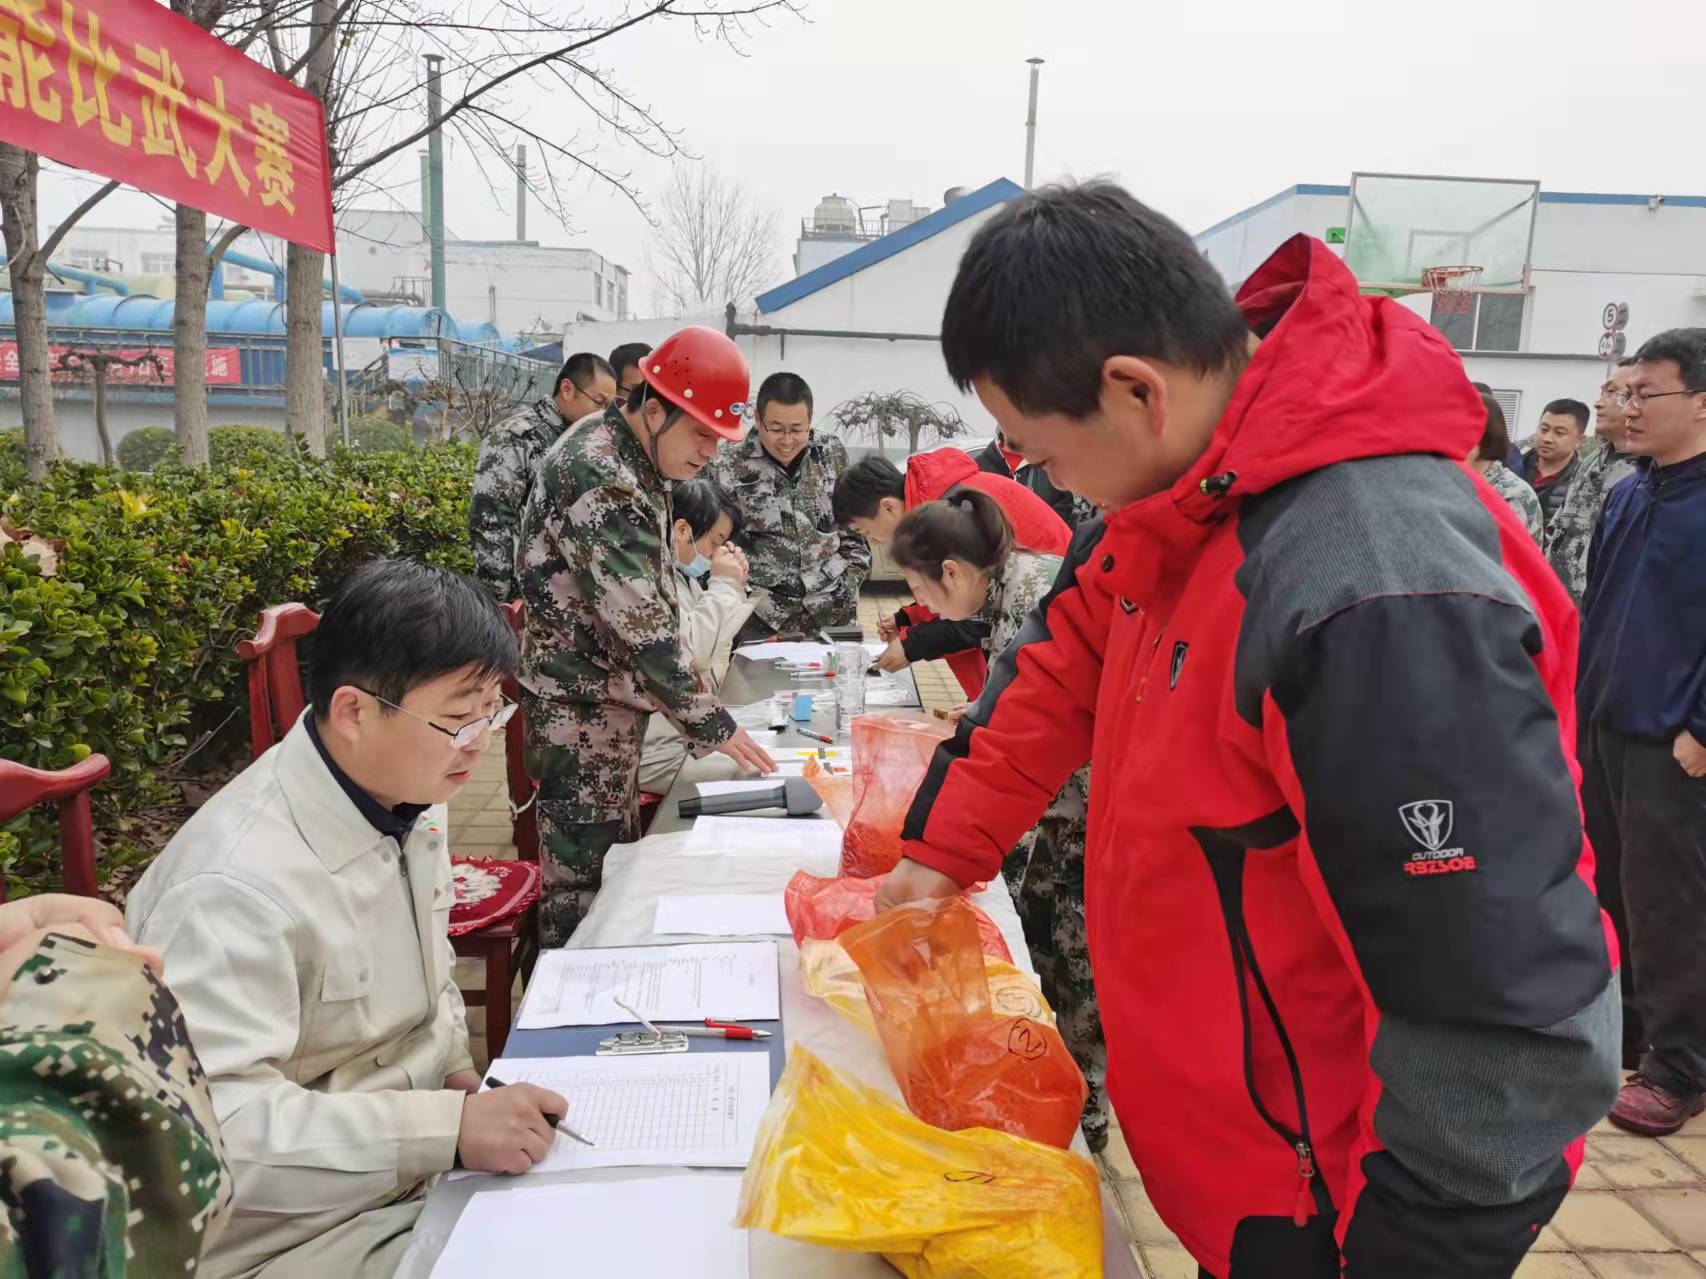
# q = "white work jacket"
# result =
<box><xmin>126</xmin><ymin>718</ymin><xmax>472</xmax><ymax>1275</ymax></box>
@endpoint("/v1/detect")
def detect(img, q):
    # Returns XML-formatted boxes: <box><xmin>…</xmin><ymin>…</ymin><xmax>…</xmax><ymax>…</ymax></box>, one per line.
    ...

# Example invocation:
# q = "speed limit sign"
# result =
<box><xmin>1603</xmin><ymin>302</ymin><xmax>1620</xmax><ymax>331</ymax></box>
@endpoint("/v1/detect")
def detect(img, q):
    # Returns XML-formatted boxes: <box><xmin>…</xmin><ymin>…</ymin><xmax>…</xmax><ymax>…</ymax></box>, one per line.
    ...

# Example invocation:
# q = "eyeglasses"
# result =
<box><xmin>1614</xmin><ymin>388</ymin><xmax>1706</xmax><ymax>408</ymax></box>
<box><xmin>759</xmin><ymin>423</ymin><xmax>810</xmax><ymax>440</ymax></box>
<box><xmin>571</xmin><ymin>382</ymin><xmax>613</xmax><ymax>410</ymax></box>
<box><xmin>357</xmin><ymin>688</ymin><xmax>517</xmax><ymax>749</ymax></box>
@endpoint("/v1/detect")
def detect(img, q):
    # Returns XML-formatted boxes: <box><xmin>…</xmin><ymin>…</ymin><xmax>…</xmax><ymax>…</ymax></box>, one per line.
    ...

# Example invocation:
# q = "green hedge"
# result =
<box><xmin>346</xmin><ymin>415</ymin><xmax>411</xmax><ymax>453</ymax></box>
<box><xmin>115</xmin><ymin>426</ymin><xmax>177</xmax><ymax>471</ymax></box>
<box><xmin>0</xmin><ymin>441</ymin><xmax>477</xmax><ymax>896</ymax></box>
<box><xmin>209</xmin><ymin>425</ymin><xmax>294</xmax><ymax>466</ymax></box>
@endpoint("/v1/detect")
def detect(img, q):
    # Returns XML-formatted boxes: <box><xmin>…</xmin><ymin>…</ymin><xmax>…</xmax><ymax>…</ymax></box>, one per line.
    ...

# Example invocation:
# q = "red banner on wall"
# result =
<box><xmin>0</xmin><ymin>341</ymin><xmax>243</xmax><ymax>385</ymax></box>
<box><xmin>0</xmin><ymin>0</ymin><xmax>334</xmax><ymax>252</ymax></box>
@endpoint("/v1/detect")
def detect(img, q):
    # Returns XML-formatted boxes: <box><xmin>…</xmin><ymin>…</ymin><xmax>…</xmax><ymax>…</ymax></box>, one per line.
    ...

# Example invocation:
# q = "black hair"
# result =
<box><xmin>1541</xmin><ymin>398</ymin><xmax>1590</xmax><ymax>431</ymax></box>
<box><xmin>1616</xmin><ymin>356</ymin><xmax>1639</xmax><ymax>368</ymax></box>
<box><xmin>832</xmin><ymin>456</ymin><xmax>905</xmax><ymax>526</ymax></box>
<box><xmin>555</xmin><ymin>351</ymin><xmax>615</xmax><ymax>398</ymax></box>
<box><xmin>1634</xmin><ymin>328</ymin><xmax>1706</xmax><ymax>389</ymax></box>
<box><xmin>609</xmin><ymin>342</ymin><xmax>653</xmax><ymax>383</ymax></box>
<box><xmin>889</xmin><ymin>487</ymin><xmax>1013</xmax><ymax>581</ymax></box>
<box><xmin>755</xmin><ymin>371</ymin><xmax>813</xmax><ymax>420</ymax></box>
<box><xmin>671</xmin><ymin>478</ymin><xmax>740</xmax><ymax>542</ymax></box>
<box><xmin>627</xmin><ymin>379</ymin><xmax>684</xmax><ymax>421</ymax></box>
<box><xmin>1477</xmin><ymin>392</ymin><xmax>1511</xmax><ymax>463</ymax></box>
<box><xmin>1469</xmin><ymin>380</ymin><xmax>1493</xmax><ymax>394</ymax></box>
<box><xmin>309</xmin><ymin>559</ymin><xmax>518</xmax><ymax>717</ymax></box>
<box><xmin>941</xmin><ymin>181</ymin><xmax>1251</xmax><ymax>418</ymax></box>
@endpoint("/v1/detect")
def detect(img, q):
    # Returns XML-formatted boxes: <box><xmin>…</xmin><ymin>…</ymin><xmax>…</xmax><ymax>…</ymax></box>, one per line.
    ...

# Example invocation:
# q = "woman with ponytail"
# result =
<box><xmin>889</xmin><ymin>487</ymin><xmax>1107</xmax><ymax>1150</ymax></box>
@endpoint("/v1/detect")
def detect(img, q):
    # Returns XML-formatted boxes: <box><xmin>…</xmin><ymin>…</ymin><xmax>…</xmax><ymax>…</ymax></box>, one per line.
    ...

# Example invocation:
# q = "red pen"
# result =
<box><xmin>653</xmin><ymin>1018</ymin><xmax>773</xmax><ymax>1040</ymax></box>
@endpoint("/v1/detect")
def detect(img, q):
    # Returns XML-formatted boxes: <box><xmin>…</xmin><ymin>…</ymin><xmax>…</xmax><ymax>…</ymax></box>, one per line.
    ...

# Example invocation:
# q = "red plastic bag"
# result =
<box><xmin>840</xmin><ymin>897</ymin><xmax>1087</xmax><ymax>1149</ymax></box>
<box><xmin>801</xmin><ymin>757</ymin><xmax>854</xmax><ymax>828</ymax></box>
<box><xmin>839</xmin><ymin>714</ymin><xmax>953</xmax><ymax>878</ymax></box>
<box><xmin>783</xmin><ymin>870</ymin><xmax>1013</xmax><ymax>963</ymax></box>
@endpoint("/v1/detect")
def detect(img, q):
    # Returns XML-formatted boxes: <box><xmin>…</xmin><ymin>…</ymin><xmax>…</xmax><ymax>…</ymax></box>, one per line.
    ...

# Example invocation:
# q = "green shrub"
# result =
<box><xmin>346</xmin><ymin>415</ymin><xmax>410</xmax><ymax>453</ymax></box>
<box><xmin>208</xmin><ymin>424</ymin><xmax>293</xmax><ymax>467</ymax></box>
<box><xmin>115</xmin><ymin>426</ymin><xmax>176</xmax><ymax>471</ymax></box>
<box><xmin>0</xmin><ymin>441</ymin><xmax>478</xmax><ymax>896</ymax></box>
<box><xmin>0</xmin><ymin>427</ymin><xmax>21</xmax><ymax>466</ymax></box>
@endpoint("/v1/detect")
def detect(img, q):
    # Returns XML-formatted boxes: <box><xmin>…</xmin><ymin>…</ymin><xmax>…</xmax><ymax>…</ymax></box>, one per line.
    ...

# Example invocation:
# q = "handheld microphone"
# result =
<box><xmin>678</xmin><ymin>775</ymin><xmax>823</xmax><ymax>819</ymax></box>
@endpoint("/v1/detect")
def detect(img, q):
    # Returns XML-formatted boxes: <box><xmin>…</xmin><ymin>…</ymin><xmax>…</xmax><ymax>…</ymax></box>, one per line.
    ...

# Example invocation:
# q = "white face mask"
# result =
<box><xmin>683</xmin><ymin>553</ymin><xmax>711</xmax><ymax>578</ymax></box>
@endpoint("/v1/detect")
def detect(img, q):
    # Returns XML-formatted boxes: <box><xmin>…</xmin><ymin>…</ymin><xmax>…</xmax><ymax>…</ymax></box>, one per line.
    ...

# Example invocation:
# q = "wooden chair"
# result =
<box><xmin>238</xmin><ymin>603</ymin><xmax>540</xmax><ymax>1056</ymax></box>
<box><xmin>0</xmin><ymin>754</ymin><xmax>113</xmax><ymax>903</ymax></box>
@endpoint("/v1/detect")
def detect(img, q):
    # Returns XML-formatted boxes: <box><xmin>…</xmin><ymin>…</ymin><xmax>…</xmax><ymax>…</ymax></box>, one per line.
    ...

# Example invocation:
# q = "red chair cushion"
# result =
<box><xmin>448</xmin><ymin>857</ymin><xmax>541</xmax><ymax>937</ymax></box>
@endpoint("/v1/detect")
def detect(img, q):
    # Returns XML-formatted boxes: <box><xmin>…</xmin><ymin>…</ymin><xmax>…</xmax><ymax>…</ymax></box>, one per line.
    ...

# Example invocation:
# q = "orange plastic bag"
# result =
<box><xmin>783</xmin><ymin>869</ymin><xmax>1013</xmax><ymax>963</ymax></box>
<box><xmin>840</xmin><ymin>897</ymin><xmax>1087</xmax><ymax>1149</ymax></box>
<box><xmin>737</xmin><ymin>1047</ymin><xmax>1103</xmax><ymax>1279</ymax></box>
<box><xmin>801</xmin><ymin>756</ymin><xmax>854</xmax><ymax>827</ymax></box>
<box><xmin>839</xmin><ymin>714</ymin><xmax>953</xmax><ymax>877</ymax></box>
<box><xmin>800</xmin><ymin>937</ymin><xmax>1055</xmax><ymax>1037</ymax></box>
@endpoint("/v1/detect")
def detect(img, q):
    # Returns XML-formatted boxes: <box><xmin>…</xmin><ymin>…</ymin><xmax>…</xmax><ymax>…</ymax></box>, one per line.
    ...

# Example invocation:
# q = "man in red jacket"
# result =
<box><xmin>877</xmin><ymin>183</ymin><xmax>1619</xmax><ymax>1278</ymax></box>
<box><xmin>832</xmin><ymin>449</ymin><xmax>1069</xmax><ymax>697</ymax></box>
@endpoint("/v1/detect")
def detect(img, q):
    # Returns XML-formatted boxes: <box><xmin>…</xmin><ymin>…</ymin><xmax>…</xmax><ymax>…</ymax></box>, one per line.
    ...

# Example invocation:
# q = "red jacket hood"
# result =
<box><xmin>903</xmin><ymin>446</ymin><xmax>981</xmax><ymax>507</ymax></box>
<box><xmin>1115</xmin><ymin>235</ymin><xmax>1483</xmax><ymax>555</ymax></box>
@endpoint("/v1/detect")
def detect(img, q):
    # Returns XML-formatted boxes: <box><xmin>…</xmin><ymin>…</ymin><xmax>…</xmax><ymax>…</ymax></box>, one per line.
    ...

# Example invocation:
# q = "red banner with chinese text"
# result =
<box><xmin>0</xmin><ymin>341</ymin><xmax>243</xmax><ymax>384</ymax></box>
<box><xmin>0</xmin><ymin>0</ymin><xmax>334</xmax><ymax>252</ymax></box>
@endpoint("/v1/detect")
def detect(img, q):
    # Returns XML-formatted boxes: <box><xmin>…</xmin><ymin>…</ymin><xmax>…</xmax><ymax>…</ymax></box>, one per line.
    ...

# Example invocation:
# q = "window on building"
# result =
<box><xmin>142</xmin><ymin>252</ymin><xmax>175</xmax><ymax>275</ymax></box>
<box><xmin>63</xmin><ymin>250</ymin><xmax>109</xmax><ymax>271</ymax></box>
<box><xmin>594</xmin><ymin>273</ymin><xmax>603</xmax><ymax>308</ymax></box>
<box><xmin>1428</xmin><ymin>291</ymin><xmax>1525</xmax><ymax>353</ymax></box>
<box><xmin>1488</xmin><ymin>388</ymin><xmax>1522</xmax><ymax>432</ymax></box>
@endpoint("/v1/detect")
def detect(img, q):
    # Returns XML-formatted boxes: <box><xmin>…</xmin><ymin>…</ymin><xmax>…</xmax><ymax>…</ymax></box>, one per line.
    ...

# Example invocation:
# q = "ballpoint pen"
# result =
<box><xmin>791</xmin><ymin>726</ymin><xmax>834</xmax><ymax>744</ymax></box>
<box><xmin>652</xmin><ymin>1019</ymin><xmax>774</xmax><ymax>1041</ymax></box>
<box><xmin>481</xmin><ymin>1075</ymin><xmax>595</xmax><ymax>1147</ymax></box>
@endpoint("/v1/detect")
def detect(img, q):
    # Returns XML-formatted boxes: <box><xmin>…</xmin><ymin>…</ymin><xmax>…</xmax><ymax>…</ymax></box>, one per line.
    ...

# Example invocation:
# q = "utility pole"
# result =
<box><xmin>425</xmin><ymin>54</ymin><xmax>446</xmax><ymax>309</ymax></box>
<box><xmin>1024</xmin><ymin>57</ymin><xmax>1044</xmax><ymax>190</ymax></box>
<box><xmin>515</xmin><ymin>144</ymin><xmax>527</xmax><ymax>242</ymax></box>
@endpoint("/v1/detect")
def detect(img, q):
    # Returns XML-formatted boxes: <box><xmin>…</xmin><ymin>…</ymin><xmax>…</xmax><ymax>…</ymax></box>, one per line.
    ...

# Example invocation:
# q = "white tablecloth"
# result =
<box><xmin>399</xmin><ymin>823</ymin><xmax>1139</xmax><ymax>1277</ymax></box>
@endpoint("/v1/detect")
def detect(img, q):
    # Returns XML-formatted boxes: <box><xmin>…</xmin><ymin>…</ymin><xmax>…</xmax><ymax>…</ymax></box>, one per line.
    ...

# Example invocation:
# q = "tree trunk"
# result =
<box><xmin>285</xmin><ymin>242</ymin><xmax>327</xmax><ymax>454</ymax></box>
<box><xmin>0</xmin><ymin>144</ymin><xmax>58</xmax><ymax>481</ymax></box>
<box><xmin>173</xmin><ymin>203</ymin><xmax>211</xmax><ymax>466</ymax></box>
<box><xmin>91</xmin><ymin>363</ymin><xmax>114</xmax><ymax>466</ymax></box>
<box><xmin>283</xmin><ymin>0</ymin><xmax>339</xmax><ymax>457</ymax></box>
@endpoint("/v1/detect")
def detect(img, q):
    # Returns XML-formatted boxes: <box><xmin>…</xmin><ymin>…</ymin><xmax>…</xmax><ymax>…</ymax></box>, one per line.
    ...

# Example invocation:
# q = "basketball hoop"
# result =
<box><xmin>1423</xmin><ymin>265</ymin><xmax>1482</xmax><ymax>317</ymax></box>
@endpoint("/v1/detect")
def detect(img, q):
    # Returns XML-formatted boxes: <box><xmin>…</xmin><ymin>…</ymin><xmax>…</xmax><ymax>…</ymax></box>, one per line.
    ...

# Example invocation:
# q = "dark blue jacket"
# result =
<box><xmin>1579</xmin><ymin>451</ymin><xmax>1706</xmax><ymax>743</ymax></box>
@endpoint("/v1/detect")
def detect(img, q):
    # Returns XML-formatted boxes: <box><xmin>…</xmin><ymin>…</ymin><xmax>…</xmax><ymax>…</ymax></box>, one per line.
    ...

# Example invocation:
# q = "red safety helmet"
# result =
<box><xmin>639</xmin><ymin>326</ymin><xmax>750</xmax><ymax>440</ymax></box>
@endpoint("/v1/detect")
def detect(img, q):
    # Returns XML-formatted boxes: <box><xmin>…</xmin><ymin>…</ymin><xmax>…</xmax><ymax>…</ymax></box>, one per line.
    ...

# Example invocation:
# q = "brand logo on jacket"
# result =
<box><xmin>1397</xmin><ymin>799</ymin><xmax>1476</xmax><ymax>876</ymax></box>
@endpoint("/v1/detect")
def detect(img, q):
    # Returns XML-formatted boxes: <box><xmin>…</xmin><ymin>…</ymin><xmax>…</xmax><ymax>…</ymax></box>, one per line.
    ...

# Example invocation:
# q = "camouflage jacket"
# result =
<box><xmin>1481</xmin><ymin>461</ymin><xmax>1543</xmax><ymax>542</ymax></box>
<box><xmin>1541</xmin><ymin>438</ymin><xmax>1639</xmax><ymax>603</ymax></box>
<box><xmin>707</xmin><ymin>432</ymin><xmax>870</xmax><ymax>634</ymax></box>
<box><xmin>469</xmin><ymin>399</ymin><xmax>572</xmax><ymax>602</ymax></box>
<box><xmin>0</xmin><ymin>934</ymin><xmax>233</xmax><ymax>1278</ymax></box>
<box><xmin>981</xmin><ymin>550</ymin><xmax>1090</xmax><ymax>828</ymax></box>
<box><xmin>517</xmin><ymin>404</ymin><xmax>736</xmax><ymax>826</ymax></box>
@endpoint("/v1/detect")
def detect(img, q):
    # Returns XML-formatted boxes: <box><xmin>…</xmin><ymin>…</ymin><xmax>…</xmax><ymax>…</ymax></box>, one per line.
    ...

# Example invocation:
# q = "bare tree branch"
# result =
<box><xmin>33</xmin><ymin>179</ymin><xmax>122</xmax><ymax>270</ymax></box>
<box><xmin>646</xmin><ymin>164</ymin><xmax>781</xmax><ymax>315</ymax></box>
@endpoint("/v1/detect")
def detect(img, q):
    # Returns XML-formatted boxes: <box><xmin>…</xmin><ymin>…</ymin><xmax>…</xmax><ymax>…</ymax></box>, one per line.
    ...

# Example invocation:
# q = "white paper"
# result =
<box><xmin>655</xmin><ymin>894</ymin><xmax>792</xmax><ymax>936</ymax></box>
<box><xmin>431</xmin><ymin>1176</ymin><xmax>747</xmax><ymax>1278</ymax></box>
<box><xmin>734</xmin><ymin>640</ymin><xmax>887</xmax><ymax>663</ymax></box>
<box><xmin>862</xmin><ymin>681</ymin><xmax>917</xmax><ymax>707</ymax></box>
<box><xmin>451</xmin><ymin>1054</ymin><xmax>770</xmax><ymax>1177</ymax></box>
<box><xmin>683</xmin><ymin>815</ymin><xmax>842</xmax><ymax>859</ymax></box>
<box><xmin>516</xmin><ymin>942</ymin><xmax>779</xmax><ymax>1029</ymax></box>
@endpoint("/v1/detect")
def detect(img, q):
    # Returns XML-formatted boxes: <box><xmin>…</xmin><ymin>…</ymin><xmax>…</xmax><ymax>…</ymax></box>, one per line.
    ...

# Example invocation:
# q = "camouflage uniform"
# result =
<box><xmin>0</xmin><ymin>933</ymin><xmax>233</xmax><ymax>1277</ymax></box>
<box><xmin>517</xmin><ymin>404</ymin><xmax>737</xmax><ymax>945</ymax></box>
<box><xmin>707</xmin><ymin>431</ymin><xmax>869</xmax><ymax>637</ymax></box>
<box><xmin>1540</xmin><ymin>437</ymin><xmax>1638</xmax><ymax>603</ymax></box>
<box><xmin>980</xmin><ymin>550</ymin><xmax>1107</xmax><ymax>1151</ymax></box>
<box><xmin>1481</xmin><ymin>460</ymin><xmax>1543</xmax><ymax>542</ymax></box>
<box><xmin>469</xmin><ymin>399</ymin><xmax>572</xmax><ymax>602</ymax></box>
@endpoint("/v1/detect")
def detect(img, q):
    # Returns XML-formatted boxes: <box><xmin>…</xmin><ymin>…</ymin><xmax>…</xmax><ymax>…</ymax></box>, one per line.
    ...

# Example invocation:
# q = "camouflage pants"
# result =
<box><xmin>742</xmin><ymin>581</ymin><xmax>862</xmax><ymax>644</ymax></box>
<box><xmin>1010</xmin><ymin>814</ymin><xmax>1109</xmax><ymax>1152</ymax></box>
<box><xmin>535</xmin><ymin>806</ymin><xmax>624</xmax><ymax>948</ymax></box>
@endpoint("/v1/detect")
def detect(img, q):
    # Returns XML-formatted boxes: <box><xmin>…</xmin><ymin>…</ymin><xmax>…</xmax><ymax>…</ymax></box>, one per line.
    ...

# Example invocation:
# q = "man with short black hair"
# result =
<box><xmin>971</xmin><ymin>429</ymin><xmax>1098</xmax><ymax>527</ymax></box>
<box><xmin>877</xmin><ymin>181</ymin><xmax>1618</xmax><ymax>1278</ymax></box>
<box><xmin>1539</xmin><ymin>363</ymin><xmax>1641</xmax><ymax>603</ymax></box>
<box><xmin>709</xmin><ymin>371</ymin><xmax>870</xmax><ymax>643</ymax></box>
<box><xmin>1581</xmin><ymin>328</ymin><xmax>1706</xmax><ymax>1139</ymax></box>
<box><xmin>128</xmin><ymin>559</ymin><xmax>569</xmax><ymax>1278</ymax></box>
<box><xmin>1523</xmin><ymin>398</ymin><xmax>1591</xmax><ymax>529</ymax></box>
<box><xmin>609</xmin><ymin>342</ymin><xmax>652</xmax><ymax>398</ymax></box>
<box><xmin>470</xmin><ymin>351</ymin><xmax>618</xmax><ymax>601</ymax></box>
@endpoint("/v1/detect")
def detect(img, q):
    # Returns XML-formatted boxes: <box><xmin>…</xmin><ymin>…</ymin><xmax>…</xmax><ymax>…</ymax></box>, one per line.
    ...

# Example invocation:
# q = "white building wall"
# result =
<box><xmin>1197</xmin><ymin>191</ymin><xmax>1347</xmax><ymax>288</ymax></box>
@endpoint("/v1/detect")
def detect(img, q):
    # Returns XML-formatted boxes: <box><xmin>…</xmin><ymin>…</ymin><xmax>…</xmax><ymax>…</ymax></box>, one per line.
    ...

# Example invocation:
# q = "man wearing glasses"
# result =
<box><xmin>128</xmin><ymin>560</ymin><xmax>570</xmax><ymax>1277</ymax></box>
<box><xmin>1580</xmin><ymin>328</ymin><xmax>1706</xmax><ymax>1139</ymax></box>
<box><xmin>470</xmin><ymin>351</ymin><xmax>618</xmax><ymax>602</ymax></box>
<box><xmin>709</xmin><ymin>371</ymin><xmax>871</xmax><ymax>644</ymax></box>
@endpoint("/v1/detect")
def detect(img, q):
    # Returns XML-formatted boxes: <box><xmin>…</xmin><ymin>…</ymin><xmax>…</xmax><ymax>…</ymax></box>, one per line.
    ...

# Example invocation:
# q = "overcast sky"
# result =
<box><xmin>38</xmin><ymin>0</ymin><xmax>1706</xmax><ymax>314</ymax></box>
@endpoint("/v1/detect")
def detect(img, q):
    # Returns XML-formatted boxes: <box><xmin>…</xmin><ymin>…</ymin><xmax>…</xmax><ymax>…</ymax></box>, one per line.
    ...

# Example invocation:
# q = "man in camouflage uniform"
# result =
<box><xmin>1543</xmin><ymin>361</ymin><xmax>1641</xmax><ymax>603</ymax></box>
<box><xmin>517</xmin><ymin>328</ymin><xmax>776</xmax><ymax>946</ymax></box>
<box><xmin>0</xmin><ymin>921</ymin><xmax>233</xmax><ymax>1278</ymax></box>
<box><xmin>469</xmin><ymin>352</ymin><xmax>617</xmax><ymax>601</ymax></box>
<box><xmin>708</xmin><ymin>372</ymin><xmax>869</xmax><ymax>644</ymax></box>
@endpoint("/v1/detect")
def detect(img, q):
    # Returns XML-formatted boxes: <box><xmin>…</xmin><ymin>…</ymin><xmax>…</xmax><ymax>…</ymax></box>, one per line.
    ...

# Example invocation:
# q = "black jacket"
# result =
<box><xmin>971</xmin><ymin>440</ymin><xmax>1092</xmax><ymax>528</ymax></box>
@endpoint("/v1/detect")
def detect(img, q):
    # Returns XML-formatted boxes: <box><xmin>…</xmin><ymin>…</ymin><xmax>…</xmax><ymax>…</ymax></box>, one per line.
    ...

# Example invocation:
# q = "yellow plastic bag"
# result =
<box><xmin>737</xmin><ymin>1047</ymin><xmax>1103</xmax><ymax>1279</ymax></box>
<box><xmin>800</xmin><ymin>937</ymin><xmax>1057</xmax><ymax>1037</ymax></box>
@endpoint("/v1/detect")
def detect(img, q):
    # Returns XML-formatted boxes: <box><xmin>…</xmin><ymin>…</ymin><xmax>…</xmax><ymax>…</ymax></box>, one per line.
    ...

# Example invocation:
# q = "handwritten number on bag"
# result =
<box><xmin>1006</xmin><ymin>1018</ymin><xmax>1049</xmax><ymax>1062</ymax></box>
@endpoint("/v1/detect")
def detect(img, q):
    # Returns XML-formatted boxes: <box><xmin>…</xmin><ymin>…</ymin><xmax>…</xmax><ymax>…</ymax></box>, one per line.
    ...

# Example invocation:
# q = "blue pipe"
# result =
<box><xmin>0</xmin><ymin>255</ymin><xmax>131</xmax><ymax>296</ymax></box>
<box><xmin>209</xmin><ymin>246</ymin><xmax>362</xmax><ymax>304</ymax></box>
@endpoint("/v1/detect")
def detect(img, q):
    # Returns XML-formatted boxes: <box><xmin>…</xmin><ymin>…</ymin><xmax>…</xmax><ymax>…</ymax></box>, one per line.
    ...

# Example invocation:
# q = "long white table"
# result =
<box><xmin>400</xmin><ymin>660</ymin><xmax>1139</xmax><ymax>1278</ymax></box>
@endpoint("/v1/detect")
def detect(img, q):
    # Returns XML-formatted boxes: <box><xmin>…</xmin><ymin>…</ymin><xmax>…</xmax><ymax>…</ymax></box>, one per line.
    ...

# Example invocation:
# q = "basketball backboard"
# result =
<box><xmin>1343</xmin><ymin>173</ymin><xmax>1539</xmax><ymax>295</ymax></box>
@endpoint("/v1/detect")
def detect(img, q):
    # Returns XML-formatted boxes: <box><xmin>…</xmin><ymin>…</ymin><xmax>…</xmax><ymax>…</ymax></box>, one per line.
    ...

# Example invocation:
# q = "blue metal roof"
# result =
<box><xmin>755</xmin><ymin>177</ymin><xmax>1025</xmax><ymax>314</ymax></box>
<box><xmin>1196</xmin><ymin>183</ymin><xmax>1706</xmax><ymax>241</ymax></box>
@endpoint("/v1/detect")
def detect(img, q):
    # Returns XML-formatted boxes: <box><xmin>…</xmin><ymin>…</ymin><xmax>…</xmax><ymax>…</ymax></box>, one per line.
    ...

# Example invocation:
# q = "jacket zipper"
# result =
<box><xmin>1225</xmin><ymin>906</ymin><xmax>1333</xmax><ymax>1226</ymax></box>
